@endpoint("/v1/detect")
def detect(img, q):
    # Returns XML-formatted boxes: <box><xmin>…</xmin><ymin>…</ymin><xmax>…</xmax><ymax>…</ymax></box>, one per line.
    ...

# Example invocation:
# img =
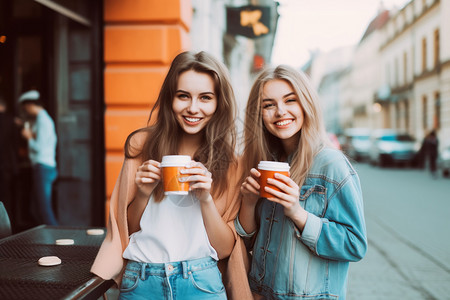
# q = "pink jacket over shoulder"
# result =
<box><xmin>90</xmin><ymin>134</ymin><xmax>252</xmax><ymax>300</ymax></box>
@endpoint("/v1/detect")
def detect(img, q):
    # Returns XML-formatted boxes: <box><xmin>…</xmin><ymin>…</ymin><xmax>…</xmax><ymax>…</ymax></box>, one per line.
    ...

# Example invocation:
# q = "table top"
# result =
<box><xmin>0</xmin><ymin>225</ymin><xmax>114</xmax><ymax>300</ymax></box>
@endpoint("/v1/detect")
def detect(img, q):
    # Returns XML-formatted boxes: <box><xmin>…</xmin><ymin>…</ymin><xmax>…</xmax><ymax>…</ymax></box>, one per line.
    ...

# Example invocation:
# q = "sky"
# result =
<box><xmin>271</xmin><ymin>0</ymin><xmax>412</xmax><ymax>68</ymax></box>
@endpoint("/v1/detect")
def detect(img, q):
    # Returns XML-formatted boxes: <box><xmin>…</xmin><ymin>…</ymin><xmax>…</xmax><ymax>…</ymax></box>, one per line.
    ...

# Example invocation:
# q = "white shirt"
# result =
<box><xmin>28</xmin><ymin>110</ymin><xmax>57</xmax><ymax>167</ymax></box>
<box><xmin>122</xmin><ymin>193</ymin><xmax>218</xmax><ymax>263</ymax></box>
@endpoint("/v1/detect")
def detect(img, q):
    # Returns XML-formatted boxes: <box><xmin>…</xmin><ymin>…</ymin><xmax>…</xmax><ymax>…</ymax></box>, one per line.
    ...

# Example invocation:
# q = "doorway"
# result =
<box><xmin>0</xmin><ymin>0</ymin><xmax>104</xmax><ymax>230</ymax></box>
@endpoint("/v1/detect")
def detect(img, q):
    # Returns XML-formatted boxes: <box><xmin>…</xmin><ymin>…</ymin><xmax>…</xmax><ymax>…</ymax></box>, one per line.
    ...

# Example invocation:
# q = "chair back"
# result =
<box><xmin>0</xmin><ymin>201</ymin><xmax>12</xmax><ymax>239</ymax></box>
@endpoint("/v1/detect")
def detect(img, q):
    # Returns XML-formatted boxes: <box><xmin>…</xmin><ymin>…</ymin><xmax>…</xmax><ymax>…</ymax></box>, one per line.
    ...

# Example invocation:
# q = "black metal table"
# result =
<box><xmin>0</xmin><ymin>225</ymin><xmax>114</xmax><ymax>300</ymax></box>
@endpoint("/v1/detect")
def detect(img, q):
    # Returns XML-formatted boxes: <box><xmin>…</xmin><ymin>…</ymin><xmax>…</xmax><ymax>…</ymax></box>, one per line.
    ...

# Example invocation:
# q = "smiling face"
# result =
<box><xmin>172</xmin><ymin>70</ymin><xmax>218</xmax><ymax>137</ymax></box>
<box><xmin>261</xmin><ymin>79</ymin><xmax>304</xmax><ymax>150</ymax></box>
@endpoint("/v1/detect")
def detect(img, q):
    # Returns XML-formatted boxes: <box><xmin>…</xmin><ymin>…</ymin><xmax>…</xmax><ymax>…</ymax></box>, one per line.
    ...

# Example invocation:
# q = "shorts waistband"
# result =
<box><xmin>125</xmin><ymin>256</ymin><xmax>217</xmax><ymax>279</ymax></box>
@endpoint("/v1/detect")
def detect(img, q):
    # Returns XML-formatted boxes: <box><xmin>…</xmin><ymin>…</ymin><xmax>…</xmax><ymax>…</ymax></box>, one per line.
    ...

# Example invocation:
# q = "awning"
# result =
<box><xmin>34</xmin><ymin>0</ymin><xmax>91</xmax><ymax>26</ymax></box>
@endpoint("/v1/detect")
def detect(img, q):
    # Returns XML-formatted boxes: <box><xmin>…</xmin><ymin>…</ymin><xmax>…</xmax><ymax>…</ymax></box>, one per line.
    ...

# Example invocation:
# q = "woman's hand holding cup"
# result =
<box><xmin>160</xmin><ymin>155</ymin><xmax>212</xmax><ymax>203</ymax></box>
<box><xmin>263</xmin><ymin>173</ymin><xmax>303</xmax><ymax>221</ymax></box>
<box><xmin>240</xmin><ymin>168</ymin><xmax>261</xmax><ymax>206</ymax></box>
<box><xmin>257</xmin><ymin>161</ymin><xmax>305</xmax><ymax>224</ymax></box>
<box><xmin>135</xmin><ymin>160</ymin><xmax>162</xmax><ymax>198</ymax></box>
<box><xmin>180</xmin><ymin>161</ymin><xmax>213</xmax><ymax>203</ymax></box>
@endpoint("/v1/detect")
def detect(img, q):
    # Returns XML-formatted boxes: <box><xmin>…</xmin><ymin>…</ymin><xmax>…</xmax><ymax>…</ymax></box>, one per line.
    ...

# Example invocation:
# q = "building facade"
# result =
<box><xmin>377</xmin><ymin>0</ymin><xmax>449</xmax><ymax>145</ymax></box>
<box><xmin>311</xmin><ymin>0</ymin><xmax>449</xmax><ymax>151</ymax></box>
<box><xmin>351</xmin><ymin>9</ymin><xmax>389</xmax><ymax>130</ymax></box>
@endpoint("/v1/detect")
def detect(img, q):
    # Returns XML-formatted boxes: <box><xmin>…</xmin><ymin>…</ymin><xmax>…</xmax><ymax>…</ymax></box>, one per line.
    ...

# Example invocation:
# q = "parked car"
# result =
<box><xmin>327</xmin><ymin>133</ymin><xmax>341</xmax><ymax>150</ymax></box>
<box><xmin>438</xmin><ymin>144</ymin><xmax>450</xmax><ymax>177</ymax></box>
<box><xmin>369</xmin><ymin>129</ymin><xmax>421</xmax><ymax>167</ymax></box>
<box><xmin>342</xmin><ymin>128</ymin><xmax>371</xmax><ymax>161</ymax></box>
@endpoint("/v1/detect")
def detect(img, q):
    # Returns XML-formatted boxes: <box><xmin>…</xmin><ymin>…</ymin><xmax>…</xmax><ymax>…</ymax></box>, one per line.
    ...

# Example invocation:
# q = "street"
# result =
<box><xmin>347</xmin><ymin>163</ymin><xmax>450</xmax><ymax>300</ymax></box>
<box><xmin>100</xmin><ymin>162</ymin><xmax>450</xmax><ymax>300</ymax></box>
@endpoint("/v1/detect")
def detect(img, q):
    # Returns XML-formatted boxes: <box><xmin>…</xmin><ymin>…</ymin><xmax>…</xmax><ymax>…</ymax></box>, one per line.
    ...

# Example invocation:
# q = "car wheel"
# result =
<box><xmin>443</xmin><ymin>169</ymin><xmax>449</xmax><ymax>178</ymax></box>
<box><xmin>378</xmin><ymin>155</ymin><xmax>385</xmax><ymax>167</ymax></box>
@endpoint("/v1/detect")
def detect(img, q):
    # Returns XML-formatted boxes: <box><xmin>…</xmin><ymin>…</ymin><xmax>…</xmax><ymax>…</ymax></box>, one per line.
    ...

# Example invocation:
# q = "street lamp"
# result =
<box><xmin>373</xmin><ymin>102</ymin><xmax>382</xmax><ymax>113</ymax></box>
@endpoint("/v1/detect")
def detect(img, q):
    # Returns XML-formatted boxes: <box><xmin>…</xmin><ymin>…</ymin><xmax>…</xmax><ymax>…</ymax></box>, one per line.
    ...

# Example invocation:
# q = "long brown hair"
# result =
<box><xmin>125</xmin><ymin>51</ymin><xmax>237</xmax><ymax>201</ymax></box>
<box><xmin>240</xmin><ymin>65</ymin><xmax>329</xmax><ymax>188</ymax></box>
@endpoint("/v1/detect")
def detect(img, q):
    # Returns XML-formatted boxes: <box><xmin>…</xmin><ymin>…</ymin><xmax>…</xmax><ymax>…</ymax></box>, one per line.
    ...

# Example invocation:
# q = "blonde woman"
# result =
<box><xmin>236</xmin><ymin>65</ymin><xmax>367</xmax><ymax>300</ymax></box>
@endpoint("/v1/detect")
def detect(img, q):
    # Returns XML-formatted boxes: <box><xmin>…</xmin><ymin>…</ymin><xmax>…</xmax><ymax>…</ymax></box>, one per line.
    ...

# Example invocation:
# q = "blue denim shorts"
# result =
<box><xmin>119</xmin><ymin>256</ymin><xmax>227</xmax><ymax>300</ymax></box>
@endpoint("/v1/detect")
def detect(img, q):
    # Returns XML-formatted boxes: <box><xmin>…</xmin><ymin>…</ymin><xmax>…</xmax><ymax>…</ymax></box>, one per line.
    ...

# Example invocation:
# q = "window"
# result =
<box><xmin>434</xmin><ymin>29</ymin><xmax>440</xmax><ymax>68</ymax></box>
<box><xmin>404</xmin><ymin>100</ymin><xmax>409</xmax><ymax>131</ymax></box>
<box><xmin>422</xmin><ymin>96</ymin><xmax>427</xmax><ymax>129</ymax></box>
<box><xmin>422</xmin><ymin>37</ymin><xmax>427</xmax><ymax>72</ymax></box>
<box><xmin>403</xmin><ymin>51</ymin><xmax>407</xmax><ymax>85</ymax></box>
<box><xmin>434</xmin><ymin>92</ymin><xmax>440</xmax><ymax>129</ymax></box>
<box><xmin>395</xmin><ymin>57</ymin><xmax>399</xmax><ymax>86</ymax></box>
<box><xmin>396</xmin><ymin>102</ymin><xmax>401</xmax><ymax>129</ymax></box>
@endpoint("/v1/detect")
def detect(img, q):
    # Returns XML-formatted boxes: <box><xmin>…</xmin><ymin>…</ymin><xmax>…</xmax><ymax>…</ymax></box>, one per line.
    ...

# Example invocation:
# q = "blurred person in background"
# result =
<box><xmin>19</xmin><ymin>90</ymin><xmax>58</xmax><ymax>225</ymax></box>
<box><xmin>422</xmin><ymin>129</ymin><xmax>439</xmax><ymax>178</ymax></box>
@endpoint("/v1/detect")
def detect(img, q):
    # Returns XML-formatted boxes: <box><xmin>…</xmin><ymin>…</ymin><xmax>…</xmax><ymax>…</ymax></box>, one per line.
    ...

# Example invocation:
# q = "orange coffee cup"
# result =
<box><xmin>258</xmin><ymin>161</ymin><xmax>290</xmax><ymax>198</ymax></box>
<box><xmin>161</xmin><ymin>155</ymin><xmax>191</xmax><ymax>195</ymax></box>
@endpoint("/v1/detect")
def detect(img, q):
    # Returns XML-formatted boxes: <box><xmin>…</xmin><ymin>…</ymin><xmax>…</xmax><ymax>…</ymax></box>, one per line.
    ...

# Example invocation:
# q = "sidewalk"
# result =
<box><xmin>347</xmin><ymin>215</ymin><xmax>450</xmax><ymax>300</ymax></box>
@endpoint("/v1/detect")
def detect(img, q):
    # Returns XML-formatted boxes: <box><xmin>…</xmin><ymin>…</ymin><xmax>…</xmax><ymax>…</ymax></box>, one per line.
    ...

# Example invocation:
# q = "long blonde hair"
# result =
<box><xmin>240</xmin><ymin>65</ymin><xmax>329</xmax><ymax>187</ymax></box>
<box><xmin>125</xmin><ymin>51</ymin><xmax>237</xmax><ymax>201</ymax></box>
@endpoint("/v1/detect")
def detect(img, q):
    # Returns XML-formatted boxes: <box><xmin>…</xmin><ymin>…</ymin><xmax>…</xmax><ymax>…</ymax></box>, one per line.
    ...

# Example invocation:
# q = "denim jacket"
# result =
<box><xmin>235</xmin><ymin>148</ymin><xmax>367</xmax><ymax>300</ymax></box>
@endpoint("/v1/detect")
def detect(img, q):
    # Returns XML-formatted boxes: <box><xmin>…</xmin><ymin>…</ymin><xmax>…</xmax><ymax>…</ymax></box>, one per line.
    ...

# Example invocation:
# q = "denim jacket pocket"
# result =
<box><xmin>299</xmin><ymin>185</ymin><xmax>327</xmax><ymax>217</ymax></box>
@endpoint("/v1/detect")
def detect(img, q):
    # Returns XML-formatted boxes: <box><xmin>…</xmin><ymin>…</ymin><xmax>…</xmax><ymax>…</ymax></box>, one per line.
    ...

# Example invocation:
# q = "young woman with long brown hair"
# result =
<box><xmin>91</xmin><ymin>51</ymin><xmax>251</xmax><ymax>300</ymax></box>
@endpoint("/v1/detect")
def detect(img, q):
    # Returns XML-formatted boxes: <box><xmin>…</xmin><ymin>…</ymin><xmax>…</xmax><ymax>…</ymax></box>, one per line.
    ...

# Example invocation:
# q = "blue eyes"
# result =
<box><xmin>263</xmin><ymin>99</ymin><xmax>297</xmax><ymax>108</ymax></box>
<box><xmin>176</xmin><ymin>94</ymin><xmax>212</xmax><ymax>101</ymax></box>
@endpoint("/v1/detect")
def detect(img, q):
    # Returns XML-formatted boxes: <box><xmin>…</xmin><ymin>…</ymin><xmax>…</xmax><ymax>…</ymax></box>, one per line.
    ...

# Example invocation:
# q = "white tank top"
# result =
<box><xmin>122</xmin><ymin>193</ymin><xmax>218</xmax><ymax>263</ymax></box>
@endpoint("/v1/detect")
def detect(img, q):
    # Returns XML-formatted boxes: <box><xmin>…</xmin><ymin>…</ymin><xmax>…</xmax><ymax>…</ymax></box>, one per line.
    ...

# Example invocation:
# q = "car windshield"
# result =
<box><xmin>379</xmin><ymin>134</ymin><xmax>414</xmax><ymax>142</ymax></box>
<box><xmin>353</xmin><ymin>136</ymin><xmax>370</xmax><ymax>140</ymax></box>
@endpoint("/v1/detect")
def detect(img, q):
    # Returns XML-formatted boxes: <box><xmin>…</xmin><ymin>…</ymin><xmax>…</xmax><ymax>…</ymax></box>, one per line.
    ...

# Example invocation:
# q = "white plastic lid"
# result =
<box><xmin>86</xmin><ymin>228</ymin><xmax>105</xmax><ymax>236</ymax></box>
<box><xmin>55</xmin><ymin>239</ymin><xmax>74</xmax><ymax>245</ymax></box>
<box><xmin>257</xmin><ymin>161</ymin><xmax>290</xmax><ymax>171</ymax></box>
<box><xmin>38</xmin><ymin>256</ymin><xmax>62</xmax><ymax>266</ymax></box>
<box><xmin>161</xmin><ymin>155</ymin><xmax>191</xmax><ymax>167</ymax></box>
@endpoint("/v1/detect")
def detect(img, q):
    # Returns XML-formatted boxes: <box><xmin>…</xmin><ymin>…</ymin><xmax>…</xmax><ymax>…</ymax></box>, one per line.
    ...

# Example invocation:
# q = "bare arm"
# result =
<box><xmin>182</xmin><ymin>161</ymin><xmax>235</xmax><ymax>259</ymax></box>
<box><xmin>201</xmin><ymin>196</ymin><xmax>235</xmax><ymax>259</ymax></box>
<box><xmin>238</xmin><ymin>168</ymin><xmax>262</xmax><ymax>234</ymax></box>
<box><xmin>127</xmin><ymin>160</ymin><xmax>161</xmax><ymax>234</ymax></box>
<box><xmin>127</xmin><ymin>190</ymin><xmax>150</xmax><ymax>234</ymax></box>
